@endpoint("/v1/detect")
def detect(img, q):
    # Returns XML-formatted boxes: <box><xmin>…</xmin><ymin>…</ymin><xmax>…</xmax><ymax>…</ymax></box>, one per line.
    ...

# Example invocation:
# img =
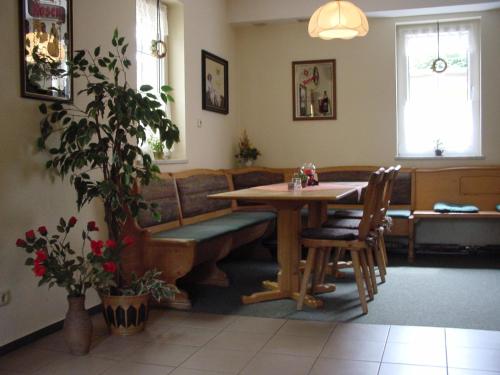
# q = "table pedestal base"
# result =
<box><xmin>241</xmin><ymin>280</ymin><xmax>336</xmax><ymax>309</ymax></box>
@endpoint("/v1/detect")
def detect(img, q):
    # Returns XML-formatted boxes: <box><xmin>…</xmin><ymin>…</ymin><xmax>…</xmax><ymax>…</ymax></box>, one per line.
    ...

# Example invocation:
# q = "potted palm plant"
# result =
<box><xmin>36</xmin><ymin>30</ymin><xmax>180</xmax><ymax>334</ymax></box>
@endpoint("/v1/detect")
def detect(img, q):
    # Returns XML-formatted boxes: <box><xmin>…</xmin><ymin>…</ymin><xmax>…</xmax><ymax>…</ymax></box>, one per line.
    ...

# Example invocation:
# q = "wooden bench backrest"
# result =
<box><xmin>171</xmin><ymin>169</ymin><xmax>233</xmax><ymax>225</ymax></box>
<box><xmin>317</xmin><ymin>165</ymin><xmax>414</xmax><ymax>210</ymax></box>
<box><xmin>136</xmin><ymin>173</ymin><xmax>181</xmax><ymax>233</ymax></box>
<box><xmin>415</xmin><ymin>167</ymin><xmax>500</xmax><ymax>211</ymax></box>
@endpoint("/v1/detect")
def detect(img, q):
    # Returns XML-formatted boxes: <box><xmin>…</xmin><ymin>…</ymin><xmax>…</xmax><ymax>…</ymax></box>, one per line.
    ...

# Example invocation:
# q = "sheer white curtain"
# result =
<box><xmin>396</xmin><ymin>19</ymin><xmax>481</xmax><ymax>157</ymax></box>
<box><xmin>136</xmin><ymin>0</ymin><xmax>168</xmax><ymax>98</ymax></box>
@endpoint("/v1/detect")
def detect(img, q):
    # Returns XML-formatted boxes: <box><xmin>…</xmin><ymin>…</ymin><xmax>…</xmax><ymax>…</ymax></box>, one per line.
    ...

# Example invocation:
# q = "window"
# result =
<box><xmin>136</xmin><ymin>0</ymin><xmax>170</xmax><ymax>152</ymax></box>
<box><xmin>396</xmin><ymin>20</ymin><xmax>481</xmax><ymax>158</ymax></box>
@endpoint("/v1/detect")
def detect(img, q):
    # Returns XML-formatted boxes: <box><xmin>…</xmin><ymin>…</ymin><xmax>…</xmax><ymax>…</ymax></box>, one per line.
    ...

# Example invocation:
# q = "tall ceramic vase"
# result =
<box><xmin>63</xmin><ymin>296</ymin><xmax>93</xmax><ymax>355</ymax></box>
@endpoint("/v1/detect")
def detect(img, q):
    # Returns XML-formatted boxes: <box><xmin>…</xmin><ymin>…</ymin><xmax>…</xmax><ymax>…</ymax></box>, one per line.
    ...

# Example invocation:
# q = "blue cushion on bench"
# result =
<box><xmin>387</xmin><ymin>210</ymin><xmax>412</xmax><ymax>218</ymax></box>
<box><xmin>152</xmin><ymin>211</ymin><xmax>276</xmax><ymax>242</ymax></box>
<box><xmin>433</xmin><ymin>202</ymin><xmax>479</xmax><ymax>213</ymax></box>
<box><xmin>497</xmin><ymin>204</ymin><xmax>500</xmax><ymax>212</ymax></box>
<box><xmin>330</xmin><ymin>209</ymin><xmax>411</xmax><ymax>219</ymax></box>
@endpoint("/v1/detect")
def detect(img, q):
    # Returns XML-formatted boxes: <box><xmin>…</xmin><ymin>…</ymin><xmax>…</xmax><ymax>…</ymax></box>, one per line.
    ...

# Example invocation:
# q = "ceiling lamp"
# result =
<box><xmin>308</xmin><ymin>0</ymin><xmax>369</xmax><ymax>40</ymax></box>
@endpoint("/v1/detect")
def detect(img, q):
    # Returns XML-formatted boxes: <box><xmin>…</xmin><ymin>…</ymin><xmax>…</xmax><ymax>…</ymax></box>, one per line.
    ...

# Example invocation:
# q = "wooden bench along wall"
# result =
<box><xmin>410</xmin><ymin>167</ymin><xmax>500</xmax><ymax>262</ymax></box>
<box><xmin>122</xmin><ymin>169</ymin><xmax>276</xmax><ymax>309</ymax></box>
<box><xmin>316</xmin><ymin>166</ymin><xmax>415</xmax><ymax>238</ymax></box>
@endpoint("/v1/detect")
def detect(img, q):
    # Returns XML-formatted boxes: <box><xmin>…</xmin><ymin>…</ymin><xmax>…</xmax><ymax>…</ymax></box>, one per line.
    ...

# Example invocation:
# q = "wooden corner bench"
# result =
<box><xmin>409</xmin><ymin>167</ymin><xmax>500</xmax><ymax>262</ymax></box>
<box><xmin>121</xmin><ymin>170</ymin><xmax>276</xmax><ymax>309</ymax></box>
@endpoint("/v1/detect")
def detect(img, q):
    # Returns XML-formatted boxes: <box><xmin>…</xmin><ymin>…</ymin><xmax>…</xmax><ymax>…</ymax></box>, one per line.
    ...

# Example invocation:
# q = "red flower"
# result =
<box><xmin>105</xmin><ymin>239</ymin><xmax>117</xmax><ymax>249</ymax></box>
<box><xmin>91</xmin><ymin>240</ymin><xmax>103</xmax><ymax>256</ymax></box>
<box><xmin>122</xmin><ymin>235</ymin><xmax>135</xmax><ymax>246</ymax></box>
<box><xmin>68</xmin><ymin>217</ymin><xmax>77</xmax><ymax>227</ymax></box>
<box><xmin>25</xmin><ymin>230</ymin><xmax>36</xmax><ymax>242</ymax></box>
<box><xmin>16</xmin><ymin>238</ymin><xmax>27</xmax><ymax>248</ymax></box>
<box><xmin>38</xmin><ymin>226</ymin><xmax>48</xmax><ymax>236</ymax></box>
<box><xmin>33</xmin><ymin>263</ymin><xmax>47</xmax><ymax>277</ymax></box>
<box><xmin>87</xmin><ymin>221</ymin><xmax>99</xmax><ymax>232</ymax></box>
<box><xmin>103</xmin><ymin>261</ymin><xmax>117</xmax><ymax>273</ymax></box>
<box><xmin>35</xmin><ymin>250</ymin><xmax>48</xmax><ymax>262</ymax></box>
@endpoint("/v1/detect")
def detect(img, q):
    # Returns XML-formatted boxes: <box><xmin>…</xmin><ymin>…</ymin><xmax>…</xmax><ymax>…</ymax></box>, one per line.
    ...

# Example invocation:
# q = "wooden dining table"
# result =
<box><xmin>209</xmin><ymin>181</ymin><xmax>367</xmax><ymax>308</ymax></box>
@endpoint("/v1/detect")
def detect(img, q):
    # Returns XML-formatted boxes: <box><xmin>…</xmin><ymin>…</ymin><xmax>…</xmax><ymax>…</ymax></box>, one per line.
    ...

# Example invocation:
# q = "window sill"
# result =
<box><xmin>395</xmin><ymin>155</ymin><xmax>485</xmax><ymax>161</ymax></box>
<box><xmin>154</xmin><ymin>158</ymin><xmax>189</xmax><ymax>165</ymax></box>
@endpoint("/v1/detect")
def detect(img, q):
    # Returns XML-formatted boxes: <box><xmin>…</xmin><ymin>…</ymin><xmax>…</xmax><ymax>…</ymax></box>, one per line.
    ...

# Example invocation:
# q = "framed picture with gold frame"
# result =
<box><xmin>19</xmin><ymin>0</ymin><xmax>73</xmax><ymax>102</ymax></box>
<box><xmin>292</xmin><ymin>59</ymin><xmax>336</xmax><ymax>121</ymax></box>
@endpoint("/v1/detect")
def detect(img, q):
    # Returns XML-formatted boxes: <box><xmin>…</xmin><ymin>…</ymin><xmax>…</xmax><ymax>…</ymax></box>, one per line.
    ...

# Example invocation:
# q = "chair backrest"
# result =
<box><xmin>358</xmin><ymin>168</ymin><xmax>385</xmax><ymax>239</ymax></box>
<box><xmin>371</xmin><ymin>166</ymin><xmax>400</xmax><ymax>230</ymax></box>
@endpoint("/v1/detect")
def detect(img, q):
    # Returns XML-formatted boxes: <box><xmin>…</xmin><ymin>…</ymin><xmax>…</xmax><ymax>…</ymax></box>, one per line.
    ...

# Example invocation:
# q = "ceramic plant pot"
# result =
<box><xmin>63</xmin><ymin>296</ymin><xmax>93</xmax><ymax>355</ymax></box>
<box><xmin>100</xmin><ymin>293</ymin><xmax>150</xmax><ymax>336</ymax></box>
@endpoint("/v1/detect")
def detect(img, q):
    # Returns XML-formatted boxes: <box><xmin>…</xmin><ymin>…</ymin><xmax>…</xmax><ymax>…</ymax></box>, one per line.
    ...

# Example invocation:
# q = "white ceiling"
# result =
<box><xmin>227</xmin><ymin>0</ymin><xmax>500</xmax><ymax>24</ymax></box>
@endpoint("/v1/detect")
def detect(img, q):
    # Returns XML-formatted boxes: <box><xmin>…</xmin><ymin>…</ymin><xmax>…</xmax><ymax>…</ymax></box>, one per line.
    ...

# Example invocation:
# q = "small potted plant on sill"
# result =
<box><xmin>235</xmin><ymin>129</ymin><xmax>261</xmax><ymax>167</ymax></box>
<box><xmin>15</xmin><ymin>217</ymin><xmax>122</xmax><ymax>355</ymax></box>
<box><xmin>148</xmin><ymin>137</ymin><xmax>170</xmax><ymax>161</ymax></box>
<box><xmin>434</xmin><ymin>139</ymin><xmax>445</xmax><ymax>156</ymax></box>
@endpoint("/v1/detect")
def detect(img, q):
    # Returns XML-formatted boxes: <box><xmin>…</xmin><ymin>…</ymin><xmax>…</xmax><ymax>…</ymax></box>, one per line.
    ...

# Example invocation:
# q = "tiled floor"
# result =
<box><xmin>2</xmin><ymin>310</ymin><xmax>500</xmax><ymax>375</ymax></box>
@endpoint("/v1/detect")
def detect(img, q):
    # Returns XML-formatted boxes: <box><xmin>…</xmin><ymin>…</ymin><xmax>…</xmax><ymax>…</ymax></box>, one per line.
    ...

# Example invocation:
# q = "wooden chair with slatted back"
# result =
<box><xmin>297</xmin><ymin>169</ymin><xmax>386</xmax><ymax>314</ymax></box>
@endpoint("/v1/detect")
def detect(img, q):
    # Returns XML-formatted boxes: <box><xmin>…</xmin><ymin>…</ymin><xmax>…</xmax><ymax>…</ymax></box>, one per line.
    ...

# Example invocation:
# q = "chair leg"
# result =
<box><xmin>351</xmin><ymin>251</ymin><xmax>368</xmax><ymax>314</ymax></box>
<box><xmin>330</xmin><ymin>248</ymin><xmax>341</xmax><ymax>276</ymax></box>
<box><xmin>374</xmin><ymin>239</ymin><xmax>386</xmax><ymax>283</ymax></box>
<box><xmin>365</xmin><ymin>247</ymin><xmax>378</xmax><ymax>295</ymax></box>
<box><xmin>318</xmin><ymin>248</ymin><xmax>332</xmax><ymax>285</ymax></box>
<box><xmin>359</xmin><ymin>250</ymin><xmax>375</xmax><ymax>299</ymax></box>
<box><xmin>297</xmin><ymin>248</ymin><xmax>317</xmax><ymax>310</ymax></box>
<box><xmin>380</xmin><ymin>235</ymin><xmax>388</xmax><ymax>270</ymax></box>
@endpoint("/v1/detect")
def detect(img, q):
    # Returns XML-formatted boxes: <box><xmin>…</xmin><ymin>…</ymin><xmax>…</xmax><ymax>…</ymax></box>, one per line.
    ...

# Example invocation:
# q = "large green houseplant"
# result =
<box><xmin>37</xmin><ymin>29</ymin><xmax>179</xmax><ymax>242</ymax></box>
<box><xmin>36</xmin><ymin>30</ymin><xmax>180</xmax><ymax>335</ymax></box>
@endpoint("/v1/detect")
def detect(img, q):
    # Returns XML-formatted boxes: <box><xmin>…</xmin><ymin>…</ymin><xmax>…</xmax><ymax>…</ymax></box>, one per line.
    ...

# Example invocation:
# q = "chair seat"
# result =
<box><xmin>152</xmin><ymin>211</ymin><xmax>276</xmax><ymax>242</ymax></box>
<box><xmin>332</xmin><ymin>209</ymin><xmax>411</xmax><ymax>219</ymax></box>
<box><xmin>323</xmin><ymin>218</ymin><xmax>360</xmax><ymax>229</ymax></box>
<box><xmin>301</xmin><ymin>207</ymin><xmax>337</xmax><ymax>217</ymax></box>
<box><xmin>301</xmin><ymin>227</ymin><xmax>358</xmax><ymax>241</ymax></box>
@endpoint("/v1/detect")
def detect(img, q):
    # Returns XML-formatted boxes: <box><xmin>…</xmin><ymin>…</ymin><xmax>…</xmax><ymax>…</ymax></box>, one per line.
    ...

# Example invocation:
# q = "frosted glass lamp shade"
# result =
<box><xmin>308</xmin><ymin>1</ymin><xmax>369</xmax><ymax>40</ymax></box>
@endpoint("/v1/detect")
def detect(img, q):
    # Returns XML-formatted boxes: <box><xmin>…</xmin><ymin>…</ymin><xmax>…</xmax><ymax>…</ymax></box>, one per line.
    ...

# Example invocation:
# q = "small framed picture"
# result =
<box><xmin>19</xmin><ymin>0</ymin><xmax>73</xmax><ymax>102</ymax></box>
<box><xmin>202</xmin><ymin>50</ymin><xmax>228</xmax><ymax>115</ymax></box>
<box><xmin>292</xmin><ymin>59</ymin><xmax>336</xmax><ymax>121</ymax></box>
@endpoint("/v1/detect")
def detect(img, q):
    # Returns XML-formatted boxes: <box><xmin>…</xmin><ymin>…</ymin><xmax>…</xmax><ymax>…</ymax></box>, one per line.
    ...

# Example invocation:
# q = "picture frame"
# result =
<box><xmin>292</xmin><ymin>59</ymin><xmax>336</xmax><ymax>121</ymax></box>
<box><xmin>19</xmin><ymin>0</ymin><xmax>73</xmax><ymax>102</ymax></box>
<box><xmin>202</xmin><ymin>50</ymin><xmax>228</xmax><ymax>115</ymax></box>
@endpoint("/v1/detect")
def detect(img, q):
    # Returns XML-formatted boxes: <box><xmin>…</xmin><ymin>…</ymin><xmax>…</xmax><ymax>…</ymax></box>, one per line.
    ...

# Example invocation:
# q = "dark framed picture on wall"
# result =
<box><xmin>292</xmin><ymin>59</ymin><xmax>336</xmax><ymax>121</ymax></box>
<box><xmin>202</xmin><ymin>50</ymin><xmax>228</xmax><ymax>114</ymax></box>
<box><xmin>19</xmin><ymin>0</ymin><xmax>73</xmax><ymax>102</ymax></box>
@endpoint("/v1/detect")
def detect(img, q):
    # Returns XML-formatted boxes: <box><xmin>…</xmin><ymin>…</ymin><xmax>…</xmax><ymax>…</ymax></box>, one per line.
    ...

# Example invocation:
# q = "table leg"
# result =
<box><xmin>242</xmin><ymin>205</ymin><xmax>325</xmax><ymax>308</ymax></box>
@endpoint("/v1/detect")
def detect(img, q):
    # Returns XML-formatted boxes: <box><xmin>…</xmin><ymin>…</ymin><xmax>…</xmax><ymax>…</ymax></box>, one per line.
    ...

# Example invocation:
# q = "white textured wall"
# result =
<box><xmin>0</xmin><ymin>0</ymin><xmax>137</xmax><ymax>346</ymax></box>
<box><xmin>235</xmin><ymin>10</ymin><xmax>500</xmax><ymax>168</ymax></box>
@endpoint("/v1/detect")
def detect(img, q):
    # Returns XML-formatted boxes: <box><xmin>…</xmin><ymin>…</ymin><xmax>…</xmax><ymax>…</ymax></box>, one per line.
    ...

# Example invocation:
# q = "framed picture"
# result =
<box><xmin>19</xmin><ymin>0</ymin><xmax>73</xmax><ymax>102</ymax></box>
<box><xmin>292</xmin><ymin>59</ymin><xmax>336</xmax><ymax>121</ymax></box>
<box><xmin>202</xmin><ymin>50</ymin><xmax>228</xmax><ymax>115</ymax></box>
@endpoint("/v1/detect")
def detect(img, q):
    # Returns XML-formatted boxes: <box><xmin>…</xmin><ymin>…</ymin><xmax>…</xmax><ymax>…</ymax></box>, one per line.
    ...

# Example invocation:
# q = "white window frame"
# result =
<box><xmin>396</xmin><ymin>18</ymin><xmax>482</xmax><ymax>159</ymax></box>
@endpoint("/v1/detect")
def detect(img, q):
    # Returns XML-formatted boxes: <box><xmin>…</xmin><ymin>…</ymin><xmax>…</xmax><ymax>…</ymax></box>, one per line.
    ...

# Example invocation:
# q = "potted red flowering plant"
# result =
<box><xmin>16</xmin><ymin>216</ymin><xmax>123</xmax><ymax>355</ymax></box>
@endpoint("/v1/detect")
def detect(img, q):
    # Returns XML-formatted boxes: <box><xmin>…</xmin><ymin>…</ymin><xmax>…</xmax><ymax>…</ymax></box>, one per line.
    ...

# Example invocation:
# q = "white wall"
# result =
<box><xmin>163</xmin><ymin>0</ymin><xmax>238</xmax><ymax>172</ymax></box>
<box><xmin>235</xmin><ymin>10</ymin><xmax>500</xmax><ymax>168</ymax></box>
<box><xmin>0</xmin><ymin>0</ymin><xmax>237</xmax><ymax>346</ymax></box>
<box><xmin>0</xmin><ymin>0</ymin><xmax>137</xmax><ymax>346</ymax></box>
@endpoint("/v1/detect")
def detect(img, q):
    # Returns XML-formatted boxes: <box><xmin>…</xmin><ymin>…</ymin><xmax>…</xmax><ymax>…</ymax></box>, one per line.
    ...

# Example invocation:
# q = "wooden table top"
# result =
<box><xmin>209</xmin><ymin>181</ymin><xmax>367</xmax><ymax>202</ymax></box>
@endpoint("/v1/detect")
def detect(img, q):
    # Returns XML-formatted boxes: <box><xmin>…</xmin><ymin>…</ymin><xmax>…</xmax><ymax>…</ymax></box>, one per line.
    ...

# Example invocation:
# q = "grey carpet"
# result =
<box><xmin>181</xmin><ymin>251</ymin><xmax>500</xmax><ymax>331</ymax></box>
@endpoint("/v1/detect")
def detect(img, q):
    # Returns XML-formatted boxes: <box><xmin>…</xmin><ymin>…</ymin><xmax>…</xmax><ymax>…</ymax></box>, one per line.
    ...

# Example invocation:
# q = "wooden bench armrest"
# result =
<box><xmin>413</xmin><ymin>210</ymin><xmax>500</xmax><ymax>219</ymax></box>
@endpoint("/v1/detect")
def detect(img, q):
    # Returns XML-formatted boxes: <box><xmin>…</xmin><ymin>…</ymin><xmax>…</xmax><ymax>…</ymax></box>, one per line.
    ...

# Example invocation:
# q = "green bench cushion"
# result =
<box><xmin>331</xmin><ymin>209</ymin><xmax>411</xmax><ymax>219</ymax></box>
<box><xmin>496</xmin><ymin>204</ymin><xmax>500</xmax><ymax>212</ymax></box>
<box><xmin>434</xmin><ymin>202</ymin><xmax>479</xmax><ymax>213</ymax></box>
<box><xmin>152</xmin><ymin>211</ymin><xmax>276</xmax><ymax>242</ymax></box>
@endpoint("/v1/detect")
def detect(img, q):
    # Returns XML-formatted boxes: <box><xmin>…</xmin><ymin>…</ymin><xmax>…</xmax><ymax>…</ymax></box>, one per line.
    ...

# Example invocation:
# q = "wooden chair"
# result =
<box><xmin>325</xmin><ymin>166</ymin><xmax>401</xmax><ymax>283</ymax></box>
<box><xmin>297</xmin><ymin>169</ymin><xmax>386</xmax><ymax>314</ymax></box>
